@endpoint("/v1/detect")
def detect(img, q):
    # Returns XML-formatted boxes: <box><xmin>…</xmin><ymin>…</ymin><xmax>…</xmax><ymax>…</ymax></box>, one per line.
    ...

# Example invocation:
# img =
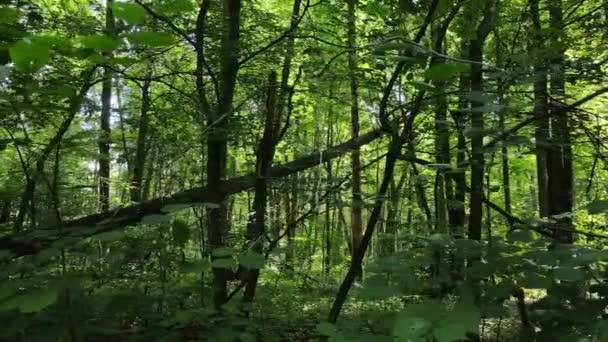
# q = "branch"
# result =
<box><xmin>0</xmin><ymin>128</ymin><xmax>384</xmax><ymax>258</ymax></box>
<box><xmin>134</xmin><ymin>0</ymin><xmax>195</xmax><ymax>46</ymax></box>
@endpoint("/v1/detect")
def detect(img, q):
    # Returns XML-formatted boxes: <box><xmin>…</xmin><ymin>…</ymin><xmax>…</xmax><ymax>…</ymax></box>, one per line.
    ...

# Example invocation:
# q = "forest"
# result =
<box><xmin>0</xmin><ymin>0</ymin><xmax>608</xmax><ymax>340</ymax></box>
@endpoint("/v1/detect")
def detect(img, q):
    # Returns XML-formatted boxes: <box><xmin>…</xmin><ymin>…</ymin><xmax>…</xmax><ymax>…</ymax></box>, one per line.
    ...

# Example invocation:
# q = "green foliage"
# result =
<box><xmin>127</xmin><ymin>31</ymin><xmax>175</xmax><ymax>47</ymax></box>
<box><xmin>9</xmin><ymin>39</ymin><xmax>50</xmax><ymax>71</ymax></box>
<box><xmin>110</xmin><ymin>2</ymin><xmax>146</xmax><ymax>25</ymax></box>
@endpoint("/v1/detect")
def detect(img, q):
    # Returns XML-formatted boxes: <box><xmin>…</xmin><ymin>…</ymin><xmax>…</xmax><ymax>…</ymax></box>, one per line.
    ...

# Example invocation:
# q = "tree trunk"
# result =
<box><xmin>467</xmin><ymin>0</ymin><xmax>497</xmax><ymax>242</ymax></box>
<box><xmin>98</xmin><ymin>0</ymin><xmax>115</xmax><ymax>212</ymax></box>
<box><xmin>130</xmin><ymin>74</ymin><xmax>152</xmax><ymax>202</ymax></box>
<box><xmin>529</xmin><ymin>0</ymin><xmax>550</xmax><ymax>218</ymax></box>
<box><xmin>548</xmin><ymin>0</ymin><xmax>574</xmax><ymax>243</ymax></box>
<box><xmin>346</xmin><ymin>0</ymin><xmax>363</xmax><ymax>281</ymax></box>
<box><xmin>205</xmin><ymin>0</ymin><xmax>241</xmax><ymax>309</ymax></box>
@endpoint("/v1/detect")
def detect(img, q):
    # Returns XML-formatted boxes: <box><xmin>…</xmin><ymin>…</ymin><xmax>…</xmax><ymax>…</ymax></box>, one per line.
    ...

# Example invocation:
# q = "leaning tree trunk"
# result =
<box><xmin>130</xmin><ymin>73</ymin><xmax>152</xmax><ymax>203</ymax></box>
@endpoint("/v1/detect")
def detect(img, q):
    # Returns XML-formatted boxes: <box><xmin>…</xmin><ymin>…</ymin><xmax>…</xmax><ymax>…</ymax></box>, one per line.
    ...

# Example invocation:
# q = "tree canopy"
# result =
<box><xmin>1</xmin><ymin>0</ymin><xmax>608</xmax><ymax>340</ymax></box>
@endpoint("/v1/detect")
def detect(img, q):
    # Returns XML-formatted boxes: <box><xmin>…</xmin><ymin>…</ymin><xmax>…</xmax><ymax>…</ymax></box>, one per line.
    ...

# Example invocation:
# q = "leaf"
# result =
<box><xmin>9</xmin><ymin>39</ymin><xmax>50</xmax><ymax>72</ymax></box>
<box><xmin>141</xmin><ymin>214</ymin><xmax>170</xmax><ymax>225</ymax></box>
<box><xmin>586</xmin><ymin>200</ymin><xmax>608</xmax><ymax>215</ymax></box>
<box><xmin>127</xmin><ymin>31</ymin><xmax>175</xmax><ymax>47</ymax></box>
<box><xmin>179</xmin><ymin>260</ymin><xmax>209</xmax><ymax>273</ymax></box>
<box><xmin>0</xmin><ymin>6</ymin><xmax>19</xmax><ymax>24</ymax></box>
<box><xmin>423</xmin><ymin>63</ymin><xmax>469</xmax><ymax>81</ymax></box>
<box><xmin>317</xmin><ymin>322</ymin><xmax>336</xmax><ymax>337</ymax></box>
<box><xmin>553</xmin><ymin>267</ymin><xmax>585</xmax><ymax>282</ymax></box>
<box><xmin>93</xmin><ymin>230</ymin><xmax>126</xmax><ymax>242</ymax></box>
<box><xmin>238</xmin><ymin>252</ymin><xmax>265</xmax><ymax>270</ymax></box>
<box><xmin>161</xmin><ymin>203</ymin><xmax>192</xmax><ymax>213</ymax></box>
<box><xmin>110</xmin><ymin>3</ymin><xmax>146</xmax><ymax>25</ymax></box>
<box><xmin>171</xmin><ymin>219</ymin><xmax>190</xmax><ymax>246</ymax></box>
<box><xmin>210</xmin><ymin>258</ymin><xmax>236</xmax><ymax>269</ymax></box>
<box><xmin>1</xmin><ymin>287</ymin><xmax>59</xmax><ymax>313</ymax></box>
<box><xmin>407</xmin><ymin>81</ymin><xmax>436</xmax><ymax>92</ymax></box>
<box><xmin>507</xmin><ymin>230</ymin><xmax>536</xmax><ymax>243</ymax></box>
<box><xmin>435</xmin><ymin>300</ymin><xmax>480</xmax><ymax>342</ymax></box>
<box><xmin>77</xmin><ymin>35</ymin><xmax>121</xmax><ymax>51</ymax></box>
<box><xmin>212</xmin><ymin>247</ymin><xmax>236</xmax><ymax>258</ymax></box>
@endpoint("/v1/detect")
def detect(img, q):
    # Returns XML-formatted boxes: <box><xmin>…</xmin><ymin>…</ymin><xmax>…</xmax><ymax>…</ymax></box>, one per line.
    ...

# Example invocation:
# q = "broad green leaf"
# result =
<box><xmin>179</xmin><ymin>260</ymin><xmax>210</xmax><ymax>273</ymax></box>
<box><xmin>423</xmin><ymin>63</ymin><xmax>469</xmax><ymax>81</ymax></box>
<box><xmin>0</xmin><ymin>7</ymin><xmax>19</xmax><ymax>24</ymax></box>
<box><xmin>586</xmin><ymin>200</ymin><xmax>608</xmax><ymax>215</ymax></box>
<box><xmin>110</xmin><ymin>3</ymin><xmax>146</xmax><ymax>25</ymax></box>
<box><xmin>407</xmin><ymin>81</ymin><xmax>436</xmax><ymax>92</ymax></box>
<box><xmin>141</xmin><ymin>214</ymin><xmax>170</xmax><ymax>224</ymax></box>
<box><xmin>1</xmin><ymin>287</ymin><xmax>59</xmax><ymax>313</ymax></box>
<box><xmin>158</xmin><ymin>0</ymin><xmax>195</xmax><ymax>14</ymax></box>
<box><xmin>161</xmin><ymin>203</ymin><xmax>192</xmax><ymax>213</ymax></box>
<box><xmin>127</xmin><ymin>31</ymin><xmax>175</xmax><ymax>47</ymax></box>
<box><xmin>553</xmin><ymin>267</ymin><xmax>585</xmax><ymax>282</ymax></box>
<box><xmin>93</xmin><ymin>230</ymin><xmax>126</xmax><ymax>242</ymax></box>
<box><xmin>212</xmin><ymin>247</ymin><xmax>236</xmax><ymax>257</ymax></box>
<box><xmin>9</xmin><ymin>39</ymin><xmax>50</xmax><ymax>72</ymax></box>
<box><xmin>77</xmin><ymin>35</ymin><xmax>121</xmax><ymax>51</ymax></box>
<box><xmin>317</xmin><ymin>322</ymin><xmax>337</xmax><ymax>337</ymax></box>
<box><xmin>171</xmin><ymin>219</ymin><xmax>190</xmax><ymax>246</ymax></box>
<box><xmin>238</xmin><ymin>252</ymin><xmax>265</xmax><ymax>269</ymax></box>
<box><xmin>507</xmin><ymin>230</ymin><xmax>536</xmax><ymax>243</ymax></box>
<box><xmin>210</xmin><ymin>258</ymin><xmax>236</xmax><ymax>269</ymax></box>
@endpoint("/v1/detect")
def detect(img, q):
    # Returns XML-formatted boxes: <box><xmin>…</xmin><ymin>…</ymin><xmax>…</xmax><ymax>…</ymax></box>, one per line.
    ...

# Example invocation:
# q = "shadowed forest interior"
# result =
<box><xmin>1</xmin><ymin>0</ymin><xmax>608</xmax><ymax>340</ymax></box>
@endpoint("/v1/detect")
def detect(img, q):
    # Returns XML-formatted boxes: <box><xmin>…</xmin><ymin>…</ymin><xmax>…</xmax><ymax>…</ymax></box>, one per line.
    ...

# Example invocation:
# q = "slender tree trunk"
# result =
<box><xmin>13</xmin><ymin>68</ymin><xmax>95</xmax><ymax>232</ymax></box>
<box><xmin>346</xmin><ymin>0</ymin><xmax>363</xmax><ymax>280</ymax></box>
<box><xmin>205</xmin><ymin>0</ymin><xmax>241</xmax><ymax>309</ymax></box>
<box><xmin>130</xmin><ymin>74</ymin><xmax>152</xmax><ymax>202</ymax></box>
<box><xmin>98</xmin><ymin>0</ymin><xmax>115</xmax><ymax>212</ymax></box>
<box><xmin>242</xmin><ymin>72</ymin><xmax>279</xmax><ymax>309</ymax></box>
<box><xmin>529</xmin><ymin>0</ymin><xmax>550</xmax><ymax>218</ymax></box>
<box><xmin>548</xmin><ymin>0</ymin><xmax>574</xmax><ymax>243</ymax></box>
<box><xmin>467</xmin><ymin>0</ymin><xmax>497</xmax><ymax>242</ymax></box>
<box><xmin>495</xmin><ymin>25</ymin><xmax>511</xmax><ymax>214</ymax></box>
<box><xmin>328</xmin><ymin>139</ymin><xmax>401</xmax><ymax>323</ymax></box>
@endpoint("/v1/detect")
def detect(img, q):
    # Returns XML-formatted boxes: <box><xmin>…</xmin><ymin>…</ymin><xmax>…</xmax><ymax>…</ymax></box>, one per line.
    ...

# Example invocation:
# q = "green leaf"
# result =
<box><xmin>0</xmin><ymin>7</ymin><xmax>19</xmax><ymax>24</ymax></box>
<box><xmin>507</xmin><ymin>230</ymin><xmax>536</xmax><ymax>243</ymax></box>
<box><xmin>127</xmin><ymin>31</ymin><xmax>175</xmax><ymax>47</ymax></box>
<box><xmin>93</xmin><ymin>230</ymin><xmax>126</xmax><ymax>242</ymax></box>
<box><xmin>317</xmin><ymin>322</ymin><xmax>337</xmax><ymax>337</ymax></box>
<box><xmin>586</xmin><ymin>200</ymin><xmax>608</xmax><ymax>215</ymax></box>
<box><xmin>1</xmin><ymin>287</ymin><xmax>59</xmax><ymax>313</ymax></box>
<box><xmin>171</xmin><ymin>219</ymin><xmax>190</xmax><ymax>246</ymax></box>
<box><xmin>212</xmin><ymin>247</ymin><xmax>236</xmax><ymax>258</ymax></box>
<box><xmin>423</xmin><ymin>63</ymin><xmax>469</xmax><ymax>81</ymax></box>
<box><xmin>553</xmin><ymin>267</ymin><xmax>585</xmax><ymax>282</ymax></box>
<box><xmin>77</xmin><ymin>35</ymin><xmax>121</xmax><ymax>51</ymax></box>
<box><xmin>141</xmin><ymin>214</ymin><xmax>170</xmax><ymax>225</ymax></box>
<box><xmin>210</xmin><ymin>258</ymin><xmax>236</xmax><ymax>269</ymax></box>
<box><xmin>110</xmin><ymin>3</ymin><xmax>146</xmax><ymax>25</ymax></box>
<box><xmin>9</xmin><ymin>39</ymin><xmax>50</xmax><ymax>72</ymax></box>
<box><xmin>179</xmin><ymin>260</ymin><xmax>209</xmax><ymax>273</ymax></box>
<box><xmin>161</xmin><ymin>203</ymin><xmax>192</xmax><ymax>213</ymax></box>
<box><xmin>407</xmin><ymin>81</ymin><xmax>436</xmax><ymax>92</ymax></box>
<box><xmin>238</xmin><ymin>252</ymin><xmax>265</xmax><ymax>269</ymax></box>
<box><xmin>435</xmin><ymin>300</ymin><xmax>480</xmax><ymax>342</ymax></box>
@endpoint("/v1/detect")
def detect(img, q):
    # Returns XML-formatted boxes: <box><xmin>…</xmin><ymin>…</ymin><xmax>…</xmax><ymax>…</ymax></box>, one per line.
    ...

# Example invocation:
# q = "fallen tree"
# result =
<box><xmin>0</xmin><ymin>128</ymin><xmax>384</xmax><ymax>258</ymax></box>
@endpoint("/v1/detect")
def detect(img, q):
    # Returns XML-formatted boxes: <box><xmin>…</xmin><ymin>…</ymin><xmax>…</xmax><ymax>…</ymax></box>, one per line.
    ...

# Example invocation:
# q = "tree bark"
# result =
<box><xmin>467</xmin><ymin>0</ymin><xmax>497</xmax><ymax>242</ymax></box>
<box><xmin>346</xmin><ymin>0</ymin><xmax>364</xmax><ymax>281</ymax></box>
<box><xmin>98</xmin><ymin>0</ymin><xmax>116</xmax><ymax>212</ymax></box>
<box><xmin>529</xmin><ymin>0</ymin><xmax>550</xmax><ymax>218</ymax></box>
<box><xmin>130</xmin><ymin>74</ymin><xmax>152</xmax><ymax>203</ymax></box>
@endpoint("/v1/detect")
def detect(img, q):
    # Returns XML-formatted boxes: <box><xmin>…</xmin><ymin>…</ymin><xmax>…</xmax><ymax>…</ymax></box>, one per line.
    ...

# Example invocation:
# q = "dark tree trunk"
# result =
<box><xmin>98</xmin><ymin>0</ymin><xmax>115</xmax><ymax>212</ymax></box>
<box><xmin>467</xmin><ymin>0</ymin><xmax>497</xmax><ymax>242</ymax></box>
<box><xmin>529</xmin><ymin>0</ymin><xmax>550</xmax><ymax>218</ymax></box>
<box><xmin>346</xmin><ymin>0</ymin><xmax>363</xmax><ymax>281</ymax></box>
<box><xmin>548</xmin><ymin>0</ymin><xmax>574</xmax><ymax>243</ymax></box>
<box><xmin>130</xmin><ymin>75</ymin><xmax>152</xmax><ymax>203</ymax></box>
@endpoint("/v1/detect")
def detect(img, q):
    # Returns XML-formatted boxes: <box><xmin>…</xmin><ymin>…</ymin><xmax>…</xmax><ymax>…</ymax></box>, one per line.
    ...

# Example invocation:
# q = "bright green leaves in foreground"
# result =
<box><xmin>9</xmin><ymin>38</ymin><xmax>50</xmax><ymax>72</ymax></box>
